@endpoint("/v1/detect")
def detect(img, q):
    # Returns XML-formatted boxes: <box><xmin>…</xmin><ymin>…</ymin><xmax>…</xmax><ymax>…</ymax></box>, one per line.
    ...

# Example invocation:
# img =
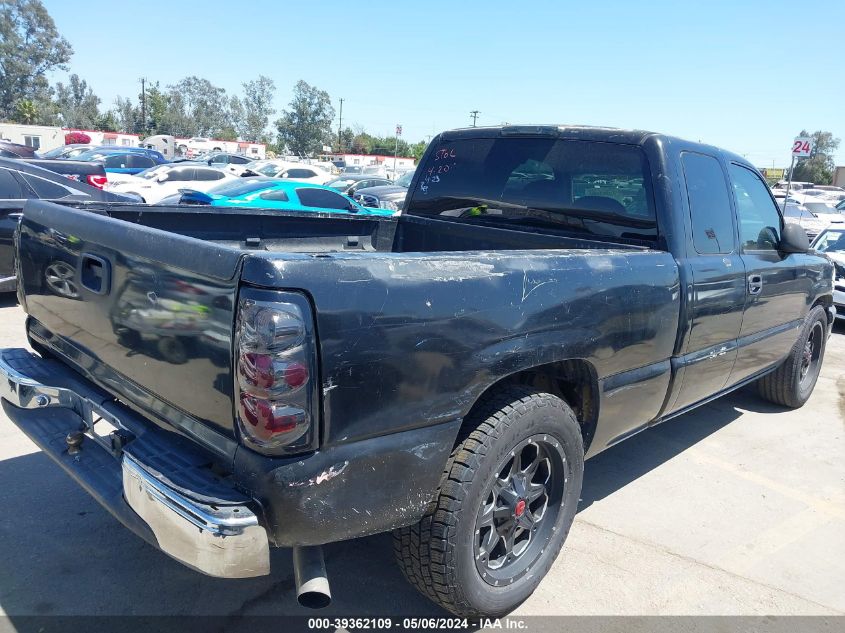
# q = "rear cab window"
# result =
<box><xmin>407</xmin><ymin>135</ymin><xmax>657</xmax><ymax>244</ymax></box>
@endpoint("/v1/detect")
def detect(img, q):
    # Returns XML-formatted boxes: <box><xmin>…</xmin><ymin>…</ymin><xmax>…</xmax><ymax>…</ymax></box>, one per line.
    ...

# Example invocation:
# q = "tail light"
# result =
<box><xmin>86</xmin><ymin>174</ymin><xmax>108</xmax><ymax>189</ymax></box>
<box><xmin>234</xmin><ymin>292</ymin><xmax>317</xmax><ymax>454</ymax></box>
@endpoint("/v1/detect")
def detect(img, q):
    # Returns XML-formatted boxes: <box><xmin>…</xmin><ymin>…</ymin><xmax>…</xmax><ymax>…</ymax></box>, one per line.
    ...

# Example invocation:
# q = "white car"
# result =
<box><xmin>810</xmin><ymin>228</ymin><xmax>845</xmax><ymax>318</ymax></box>
<box><xmin>236</xmin><ymin>160</ymin><xmax>333</xmax><ymax>184</ymax></box>
<box><xmin>105</xmin><ymin>164</ymin><xmax>240</xmax><ymax>204</ymax></box>
<box><xmin>801</xmin><ymin>199</ymin><xmax>844</xmax><ymax>221</ymax></box>
<box><xmin>780</xmin><ymin>201</ymin><xmax>830</xmax><ymax>241</ymax></box>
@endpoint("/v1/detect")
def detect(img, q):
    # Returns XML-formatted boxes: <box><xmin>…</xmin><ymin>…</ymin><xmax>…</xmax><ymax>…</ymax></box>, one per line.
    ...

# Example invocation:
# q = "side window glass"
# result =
<box><xmin>0</xmin><ymin>169</ymin><xmax>24</xmax><ymax>198</ymax></box>
<box><xmin>681</xmin><ymin>152</ymin><xmax>735</xmax><ymax>254</ymax></box>
<box><xmin>195</xmin><ymin>169</ymin><xmax>225</xmax><ymax>181</ymax></box>
<box><xmin>21</xmin><ymin>173</ymin><xmax>75</xmax><ymax>199</ymax></box>
<box><xmin>259</xmin><ymin>189</ymin><xmax>289</xmax><ymax>202</ymax></box>
<box><xmin>128</xmin><ymin>155</ymin><xmax>155</xmax><ymax>169</ymax></box>
<box><xmin>729</xmin><ymin>164</ymin><xmax>782</xmax><ymax>251</ymax></box>
<box><xmin>296</xmin><ymin>188</ymin><xmax>350</xmax><ymax>209</ymax></box>
<box><xmin>104</xmin><ymin>155</ymin><xmax>127</xmax><ymax>169</ymax></box>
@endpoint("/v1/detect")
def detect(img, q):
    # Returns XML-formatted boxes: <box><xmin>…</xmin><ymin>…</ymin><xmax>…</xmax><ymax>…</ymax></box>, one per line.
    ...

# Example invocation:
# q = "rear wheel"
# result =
<box><xmin>393</xmin><ymin>386</ymin><xmax>584</xmax><ymax>617</ymax></box>
<box><xmin>757</xmin><ymin>305</ymin><xmax>827</xmax><ymax>408</ymax></box>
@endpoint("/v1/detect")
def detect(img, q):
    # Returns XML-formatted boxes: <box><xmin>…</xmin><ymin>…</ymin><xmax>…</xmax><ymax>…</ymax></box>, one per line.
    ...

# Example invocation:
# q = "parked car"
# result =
<box><xmin>177</xmin><ymin>152</ymin><xmax>253</xmax><ymax>167</ymax></box>
<box><xmin>38</xmin><ymin>144</ymin><xmax>95</xmax><ymax>159</ymax></box>
<box><xmin>802</xmin><ymin>200</ymin><xmax>845</xmax><ymax>222</ymax></box>
<box><xmin>178</xmin><ymin>178</ymin><xmax>394</xmax><ymax>216</ymax></box>
<box><xmin>325</xmin><ymin>175</ymin><xmax>392</xmax><ymax>196</ymax></box>
<box><xmin>810</xmin><ymin>227</ymin><xmax>845</xmax><ymax>319</ymax></box>
<box><xmin>0</xmin><ymin>125</ymin><xmax>833</xmax><ymax>618</ymax></box>
<box><xmin>74</xmin><ymin>148</ymin><xmax>168</xmax><ymax>175</ymax></box>
<box><xmin>0</xmin><ymin>157</ymin><xmax>138</xmax><ymax>292</ymax></box>
<box><xmin>20</xmin><ymin>158</ymin><xmax>110</xmax><ymax>189</ymax></box>
<box><xmin>239</xmin><ymin>160</ymin><xmax>333</xmax><ymax>184</ymax></box>
<box><xmin>105</xmin><ymin>163</ymin><xmax>241</xmax><ymax>204</ymax></box>
<box><xmin>772</xmin><ymin>180</ymin><xmax>814</xmax><ymax>191</ymax></box>
<box><xmin>353</xmin><ymin>169</ymin><xmax>415</xmax><ymax>211</ymax></box>
<box><xmin>780</xmin><ymin>201</ymin><xmax>829</xmax><ymax>241</ymax></box>
<box><xmin>0</xmin><ymin>140</ymin><xmax>40</xmax><ymax>158</ymax></box>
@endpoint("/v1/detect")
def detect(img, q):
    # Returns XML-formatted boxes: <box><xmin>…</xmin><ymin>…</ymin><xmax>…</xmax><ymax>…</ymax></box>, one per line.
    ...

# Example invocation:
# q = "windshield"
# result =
<box><xmin>207</xmin><ymin>178</ymin><xmax>272</xmax><ymax>197</ymax></box>
<box><xmin>326</xmin><ymin>178</ymin><xmax>356</xmax><ymax>189</ymax></box>
<box><xmin>342</xmin><ymin>166</ymin><xmax>362</xmax><ymax>174</ymax></box>
<box><xmin>138</xmin><ymin>165</ymin><xmax>169</xmax><ymax>180</ymax></box>
<box><xmin>781</xmin><ymin>204</ymin><xmax>815</xmax><ymax>219</ymax></box>
<box><xmin>409</xmin><ymin>137</ymin><xmax>656</xmax><ymax>243</ymax></box>
<box><xmin>813</xmin><ymin>230</ymin><xmax>845</xmax><ymax>252</ymax></box>
<box><xmin>41</xmin><ymin>146</ymin><xmax>76</xmax><ymax>158</ymax></box>
<box><xmin>805</xmin><ymin>202</ymin><xmax>839</xmax><ymax>215</ymax></box>
<box><xmin>256</xmin><ymin>163</ymin><xmax>283</xmax><ymax>176</ymax></box>
<box><xmin>75</xmin><ymin>150</ymin><xmax>110</xmax><ymax>161</ymax></box>
<box><xmin>396</xmin><ymin>171</ymin><xmax>415</xmax><ymax>188</ymax></box>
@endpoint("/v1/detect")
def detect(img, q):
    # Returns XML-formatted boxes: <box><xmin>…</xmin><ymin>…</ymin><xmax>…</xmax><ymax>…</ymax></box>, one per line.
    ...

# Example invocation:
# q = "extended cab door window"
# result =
<box><xmin>668</xmin><ymin>151</ymin><xmax>744</xmax><ymax>414</ymax></box>
<box><xmin>728</xmin><ymin>163</ymin><xmax>806</xmax><ymax>384</ymax></box>
<box><xmin>683</xmin><ymin>153</ymin><xmax>736</xmax><ymax>254</ymax></box>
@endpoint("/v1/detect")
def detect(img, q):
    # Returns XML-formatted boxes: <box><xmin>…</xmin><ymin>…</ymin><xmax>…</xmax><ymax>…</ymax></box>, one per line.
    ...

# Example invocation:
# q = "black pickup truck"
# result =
<box><xmin>0</xmin><ymin>126</ymin><xmax>833</xmax><ymax>617</ymax></box>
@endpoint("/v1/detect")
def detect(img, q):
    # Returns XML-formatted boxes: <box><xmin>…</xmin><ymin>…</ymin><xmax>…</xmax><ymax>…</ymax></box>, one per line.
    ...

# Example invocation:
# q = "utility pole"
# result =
<box><xmin>139</xmin><ymin>77</ymin><xmax>146</xmax><ymax>136</ymax></box>
<box><xmin>337</xmin><ymin>98</ymin><xmax>344</xmax><ymax>152</ymax></box>
<box><xmin>470</xmin><ymin>110</ymin><xmax>479</xmax><ymax>127</ymax></box>
<box><xmin>394</xmin><ymin>124</ymin><xmax>402</xmax><ymax>178</ymax></box>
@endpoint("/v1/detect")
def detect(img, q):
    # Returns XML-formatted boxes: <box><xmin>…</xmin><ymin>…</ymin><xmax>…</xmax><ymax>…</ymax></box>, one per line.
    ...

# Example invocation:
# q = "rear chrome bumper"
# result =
<box><xmin>0</xmin><ymin>347</ymin><xmax>270</xmax><ymax>579</ymax></box>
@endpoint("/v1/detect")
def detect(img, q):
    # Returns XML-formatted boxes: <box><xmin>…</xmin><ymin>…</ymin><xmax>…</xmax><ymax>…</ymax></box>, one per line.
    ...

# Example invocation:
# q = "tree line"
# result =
<box><xmin>0</xmin><ymin>0</ymin><xmax>428</xmax><ymax>159</ymax></box>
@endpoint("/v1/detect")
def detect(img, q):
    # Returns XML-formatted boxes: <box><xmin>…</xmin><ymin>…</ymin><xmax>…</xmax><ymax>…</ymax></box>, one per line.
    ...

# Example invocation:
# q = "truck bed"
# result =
<box><xmin>17</xmin><ymin>200</ymin><xmax>680</xmax><ymax>465</ymax></box>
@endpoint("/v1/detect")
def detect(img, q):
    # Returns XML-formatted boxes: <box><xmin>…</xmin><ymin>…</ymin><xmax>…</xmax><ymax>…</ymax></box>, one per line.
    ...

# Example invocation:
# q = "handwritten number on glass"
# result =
<box><xmin>419</xmin><ymin>147</ymin><xmax>457</xmax><ymax>195</ymax></box>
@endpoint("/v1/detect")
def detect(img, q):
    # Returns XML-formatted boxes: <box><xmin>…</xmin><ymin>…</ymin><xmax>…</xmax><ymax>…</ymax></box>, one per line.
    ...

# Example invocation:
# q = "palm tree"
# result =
<box><xmin>14</xmin><ymin>100</ymin><xmax>38</xmax><ymax>125</ymax></box>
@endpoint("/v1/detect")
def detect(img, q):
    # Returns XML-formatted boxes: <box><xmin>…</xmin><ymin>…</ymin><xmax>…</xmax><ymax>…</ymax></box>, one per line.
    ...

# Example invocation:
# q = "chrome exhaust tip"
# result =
<box><xmin>293</xmin><ymin>545</ymin><xmax>331</xmax><ymax>609</ymax></box>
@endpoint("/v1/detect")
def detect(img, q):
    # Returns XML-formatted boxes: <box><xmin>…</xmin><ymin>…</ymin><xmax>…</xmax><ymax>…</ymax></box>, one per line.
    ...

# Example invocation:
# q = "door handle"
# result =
<box><xmin>748</xmin><ymin>274</ymin><xmax>763</xmax><ymax>296</ymax></box>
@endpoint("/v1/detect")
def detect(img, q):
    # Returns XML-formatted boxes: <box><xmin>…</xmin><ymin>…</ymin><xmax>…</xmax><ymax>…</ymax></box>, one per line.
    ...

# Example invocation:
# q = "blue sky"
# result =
<box><xmin>43</xmin><ymin>0</ymin><xmax>844</xmax><ymax>167</ymax></box>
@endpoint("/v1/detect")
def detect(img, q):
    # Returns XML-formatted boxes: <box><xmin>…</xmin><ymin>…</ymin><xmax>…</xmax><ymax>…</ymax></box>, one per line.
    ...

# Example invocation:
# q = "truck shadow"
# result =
<box><xmin>0</xmin><ymin>387</ymin><xmax>790</xmax><ymax>624</ymax></box>
<box><xmin>0</xmin><ymin>292</ymin><xmax>18</xmax><ymax>308</ymax></box>
<box><xmin>578</xmin><ymin>386</ymin><xmax>780</xmax><ymax>510</ymax></box>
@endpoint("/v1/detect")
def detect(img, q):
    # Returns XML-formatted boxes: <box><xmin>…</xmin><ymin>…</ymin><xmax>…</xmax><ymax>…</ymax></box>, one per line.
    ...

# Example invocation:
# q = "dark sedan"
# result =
<box><xmin>0</xmin><ymin>158</ymin><xmax>137</xmax><ymax>292</ymax></box>
<box><xmin>353</xmin><ymin>170</ymin><xmax>415</xmax><ymax>212</ymax></box>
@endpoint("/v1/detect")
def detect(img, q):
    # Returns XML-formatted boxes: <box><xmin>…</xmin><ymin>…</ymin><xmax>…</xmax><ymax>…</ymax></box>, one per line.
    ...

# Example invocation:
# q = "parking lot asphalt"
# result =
<box><xmin>0</xmin><ymin>292</ymin><xmax>843</xmax><ymax>621</ymax></box>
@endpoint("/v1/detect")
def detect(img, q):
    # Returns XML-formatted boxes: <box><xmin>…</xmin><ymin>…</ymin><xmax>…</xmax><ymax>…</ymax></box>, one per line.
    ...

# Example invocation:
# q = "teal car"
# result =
<box><xmin>178</xmin><ymin>178</ymin><xmax>395</xmax><ymax>216</ymax></box>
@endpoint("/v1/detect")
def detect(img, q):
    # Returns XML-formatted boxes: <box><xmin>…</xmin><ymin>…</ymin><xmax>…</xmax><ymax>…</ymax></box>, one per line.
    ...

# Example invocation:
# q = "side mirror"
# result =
<box><xmin>780</xmin><ymin>222</ymin><xmax>810</xmax><ymax>253</ymax></box>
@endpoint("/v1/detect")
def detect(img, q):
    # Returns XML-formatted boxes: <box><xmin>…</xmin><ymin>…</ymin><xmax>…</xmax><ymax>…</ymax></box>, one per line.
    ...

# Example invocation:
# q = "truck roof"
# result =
<box><xmin>439</xmin><ymin>124</ymin><xmax>751</xmax><ymax>170</ymax></box>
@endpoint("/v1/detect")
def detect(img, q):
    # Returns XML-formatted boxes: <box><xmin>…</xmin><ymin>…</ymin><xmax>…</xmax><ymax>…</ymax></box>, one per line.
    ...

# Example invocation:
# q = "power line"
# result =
<box><xmin>470</xmin><ymin>110</ymin><xmax>479</xmax><ymax>127</ymax></box>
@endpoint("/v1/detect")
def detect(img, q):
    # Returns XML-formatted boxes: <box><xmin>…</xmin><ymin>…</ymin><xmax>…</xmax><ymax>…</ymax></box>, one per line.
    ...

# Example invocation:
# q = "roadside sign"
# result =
<box><xmin>792</xmin><ymin>137</ymin><xmax>814</xmax><ymax>158</ymax></box>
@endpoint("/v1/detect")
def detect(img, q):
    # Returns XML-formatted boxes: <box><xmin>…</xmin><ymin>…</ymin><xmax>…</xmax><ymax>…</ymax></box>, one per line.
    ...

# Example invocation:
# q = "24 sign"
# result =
<box><xmin>792</xmin><ymin>137</ymin><xmax>814</xmax><ymax>158</ymax></box>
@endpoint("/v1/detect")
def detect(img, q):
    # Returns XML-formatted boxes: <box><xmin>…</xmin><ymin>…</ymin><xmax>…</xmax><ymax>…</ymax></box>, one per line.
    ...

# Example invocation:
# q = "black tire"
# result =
<box><xmin>757</xmin><ymin>305</ymin><xmax>827</xmax><ymax>408</ymax></box>
<box><xmin>393</xmin><ymin>386</ymin><xmax>584</xmax><ymax>617</ymax></box>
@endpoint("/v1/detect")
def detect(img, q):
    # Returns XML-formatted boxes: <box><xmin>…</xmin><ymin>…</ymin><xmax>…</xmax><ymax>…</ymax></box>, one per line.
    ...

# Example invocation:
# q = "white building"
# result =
<box><xmin>0</xmin><ymin>123</ymin><xmax>65</xmax><ymax>151</ymax></box>
<box><xmin>0</xmin><ymin>123</ymin><xmax>140</xmax><ymax>152</ymax></box>
<box><xmin>324</xmin><ymin>153</ymin><xmax>416</xmax><ymax>171</ymax></box>
<box><xmin>0</xmin><ymin>123</ymin><xmax>266</xmax><ymax>159</ymax></box>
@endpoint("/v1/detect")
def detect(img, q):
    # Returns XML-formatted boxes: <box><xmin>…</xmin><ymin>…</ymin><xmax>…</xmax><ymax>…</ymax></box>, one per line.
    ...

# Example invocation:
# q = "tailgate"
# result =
<box><xmin>17</xmin><ymin>200</ymin><xmax>244</xmax><ymax>450</ymax></box>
